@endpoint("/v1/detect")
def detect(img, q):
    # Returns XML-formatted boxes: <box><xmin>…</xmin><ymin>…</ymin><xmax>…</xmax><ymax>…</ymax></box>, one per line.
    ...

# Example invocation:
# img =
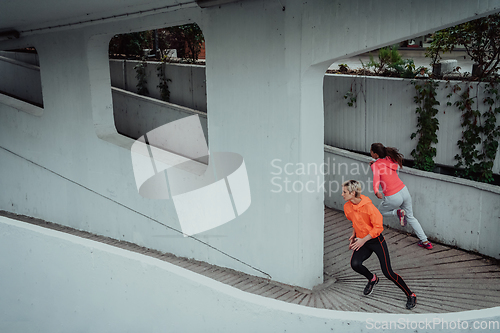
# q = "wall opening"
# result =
<box><xmin>0</xmin><ymin>47</ymin><xmax>44</xmax><ymax>112</ymax></box>
<box><xmin>108</xmin><ymin>25</ymin><xmax>207</xmax><ymax>144</ymax></box>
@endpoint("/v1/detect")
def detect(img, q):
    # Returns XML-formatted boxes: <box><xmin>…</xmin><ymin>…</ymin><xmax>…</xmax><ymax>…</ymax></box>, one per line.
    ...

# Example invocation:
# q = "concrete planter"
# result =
<box><xmin>324</xmin><ymin>145</ymin><xmax>500</xmax><ymax>260</ymax></box>
<box><xmin>431</xmin><ymin>59</ymin><xmax>458</xmax><ymax>77</ymax></box>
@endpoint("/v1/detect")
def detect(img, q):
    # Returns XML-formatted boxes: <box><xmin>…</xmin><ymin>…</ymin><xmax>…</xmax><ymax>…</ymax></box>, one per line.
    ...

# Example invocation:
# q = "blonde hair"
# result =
<box><xmin>342</xmin><ymin>180</ymin><xmax>362</xmax><ymax>198</ymax></box>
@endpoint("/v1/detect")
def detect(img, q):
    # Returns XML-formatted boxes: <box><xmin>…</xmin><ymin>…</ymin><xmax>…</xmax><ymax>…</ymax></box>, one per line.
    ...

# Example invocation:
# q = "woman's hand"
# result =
<box><xmin>348</xmin><ymin>235</ymin><xmax>357</xmax><ymax>249</ymax></box>
<box><xmin>375</xmin><ymin>192</ymin><xmax>383</xmax><ymax>199</ymax></box>
<box><xmin>350</xmin><ymin>237</ymin><xmax>366</xmax><ymax>251</ymax></box>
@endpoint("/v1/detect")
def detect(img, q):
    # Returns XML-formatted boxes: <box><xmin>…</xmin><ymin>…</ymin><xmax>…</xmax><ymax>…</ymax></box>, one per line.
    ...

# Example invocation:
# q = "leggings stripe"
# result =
<box><xmin>378</xmin><ymin>237</ymin><xmax>410</xmax><ymax>296</ymax></box>
<box><xmin>350</xmin><ymin>234</ymin><xmax>412</xmax><ymax>297</ymax></box>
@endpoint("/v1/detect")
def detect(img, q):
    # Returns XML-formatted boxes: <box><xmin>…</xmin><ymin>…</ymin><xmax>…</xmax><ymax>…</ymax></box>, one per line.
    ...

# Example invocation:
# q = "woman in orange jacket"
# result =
<box><xmin>342</xmin><ymin>179</ymin><xmax>417</xmax><ymax>310</ymax></box>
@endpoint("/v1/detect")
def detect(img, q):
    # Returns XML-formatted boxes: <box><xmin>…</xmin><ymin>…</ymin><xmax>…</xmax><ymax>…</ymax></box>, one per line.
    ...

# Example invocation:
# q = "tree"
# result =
<box><xmin>426</xmin><ymin>14</ymin><xmax>500</xmax><ymax>79</ymax></box>
<box><xmin>109</xmin><ymin>31</ymin><xmax>152</xmax><ymax>58</ymax></box>
<box><xmin>166</xmin><ymin>23</ymin><xmax>204</xmax><ymax>63</ymax></box>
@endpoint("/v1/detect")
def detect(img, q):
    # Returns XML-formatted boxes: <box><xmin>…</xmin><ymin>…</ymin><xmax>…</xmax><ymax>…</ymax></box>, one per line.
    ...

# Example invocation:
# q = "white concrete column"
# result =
<box><xmin>202</xmin><ymin>1</ymin><xmax>325</xmax><ymax>288</ymax></box>
<box><xmin>200</xmin><ymin>0</ymin><xmax>500</xmax><ymax>289</ymax></box>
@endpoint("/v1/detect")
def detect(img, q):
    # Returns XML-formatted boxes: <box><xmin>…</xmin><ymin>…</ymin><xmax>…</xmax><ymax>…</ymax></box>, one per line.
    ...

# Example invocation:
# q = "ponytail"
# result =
<box><xmin>370</xmin><ymin>143</ymin><xmax>404</xmax><ymax>168</ymax></box>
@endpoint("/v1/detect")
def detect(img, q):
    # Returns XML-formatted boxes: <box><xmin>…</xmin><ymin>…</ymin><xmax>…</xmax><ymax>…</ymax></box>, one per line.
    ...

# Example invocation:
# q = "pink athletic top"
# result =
<box><xmin>371</xmin><ymin>157</ymin><xmax>405</xmax><ymax>196</ymax></box>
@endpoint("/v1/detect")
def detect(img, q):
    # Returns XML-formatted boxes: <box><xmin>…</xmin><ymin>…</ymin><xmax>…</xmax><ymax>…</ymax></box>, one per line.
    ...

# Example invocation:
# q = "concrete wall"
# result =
<box><xmin>1</xmin><ymin>0</ymin><xmax>500</xmax><ymax>290</ymax></box>
<box><xmin>0</xmin><ymin>50</ymin><xmax>40</xmax><ymax>66</ymax></box>
<box><xmin>111</xmin><ymin>80</ymin><xmax>500</xmax><ymax>259</ymax></box>
<box><xmin>112</xmin><ymin>87</ymin><xmax>208</xmax><ymax>142</ymax></box>
<box><xmin>111</xmin><ymin>69</ymin><xmax>500</xmax><ymax>175</ymax></box>
<box><xmin>0</xmin><ymin>54</ymin><xmax>206</xmax><ymax>112</ymax></box>
<box><xmin>3</xmin><ymin>51</ymin><xmax>498</xmax><ymax>177</ymax></box>
<box><xmin>2</xmin><ymin>215</ymin><xmax>499</xmax><ymax>333</ymax></box>
<box><xmin>324</xmin><ymin>145</ymin><xmax>500</xmax><ymax>259</ymax></box>
<box><xmin>110</xmin><ymin>59</ymin><xmax>207</xmax><ymax>111</ymax></box>
<box><xmin>0</xmin><ymin>53</ymin><xmax>43</xmax><ymax>106</ymax></box>
<box><xmin>324</xmin><ymin>74</ymin><xmax>500</xmax><ymax>174</ymax></box>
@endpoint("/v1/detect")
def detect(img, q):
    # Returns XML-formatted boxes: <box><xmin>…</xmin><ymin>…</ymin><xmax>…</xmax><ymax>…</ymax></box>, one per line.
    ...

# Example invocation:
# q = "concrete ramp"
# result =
<box><xmin>1</xmin><ymin>209</ymin><xmax>499</xmax><ymax>332</ymax></box>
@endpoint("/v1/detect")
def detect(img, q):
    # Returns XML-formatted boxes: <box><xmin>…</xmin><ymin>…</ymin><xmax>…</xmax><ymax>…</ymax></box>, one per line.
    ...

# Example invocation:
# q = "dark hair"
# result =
<box><xmin>370</xmin><ymin>143</ymin><xmax>404</xmax><ymax>168</ymax></box>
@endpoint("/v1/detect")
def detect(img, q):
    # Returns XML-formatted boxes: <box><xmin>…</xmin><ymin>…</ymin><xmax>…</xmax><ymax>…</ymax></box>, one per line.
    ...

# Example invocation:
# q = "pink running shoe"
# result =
<box><xmin>418</xmin><ymin>241</ymin><xmax>433</xmax><ymax>250</ymax></box>
<box><xmin>397</xmin><ymin>209</ymin><xmax>407</xmax><ymax>226</ymax></box>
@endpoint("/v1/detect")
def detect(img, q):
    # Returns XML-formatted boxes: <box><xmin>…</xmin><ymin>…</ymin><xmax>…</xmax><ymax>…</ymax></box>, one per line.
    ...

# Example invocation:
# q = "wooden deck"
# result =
<box><xmin>3</xmin><ymin>206</ymin><xmax>500</xmax><ymax>313</ymax></box>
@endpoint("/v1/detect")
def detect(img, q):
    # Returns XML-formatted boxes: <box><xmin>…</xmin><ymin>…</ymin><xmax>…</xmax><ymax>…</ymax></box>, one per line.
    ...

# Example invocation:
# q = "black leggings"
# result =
<box><xmin>350</xmin><ymin>234</ymin><xmax>412</xmax><ymax>297</ymax></box>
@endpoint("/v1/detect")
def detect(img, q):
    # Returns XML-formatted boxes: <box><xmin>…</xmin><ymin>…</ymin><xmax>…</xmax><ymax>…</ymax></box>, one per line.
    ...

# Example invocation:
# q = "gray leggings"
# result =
<box><xmin>378</xmin><ymin>186</ymin><xmax>428</xmax><ymax>242</ymax></box>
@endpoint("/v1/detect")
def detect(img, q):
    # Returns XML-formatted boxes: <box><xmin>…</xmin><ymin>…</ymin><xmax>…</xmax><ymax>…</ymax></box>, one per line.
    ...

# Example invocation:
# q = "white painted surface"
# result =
<box><xmin>1</xmin><ymin>216</ymin><xmax>499</xmax><ymax>333</ymax></box>
<box><xmin>0</xmin><ymin>0</ymin><xmax>199</xmax><ymax>34</ymax></box>
<box><xmin>324</xmin><ymin>74</ymin><xmax>500</xmax><ymax>174</ymax></box>
<box><xmin>1</xmin><ymin>0</ymin><xmax>500</xmax><ymax>290</ymax></box>
<box><xmin>324</xmin><ymin>145</ymin><xmax>500</xmax><ymax>259</ymax></box>
<box><xmin>0</xmin><ymin>93</ymin><xmax>43</xmax><ymax>116</ymax></box>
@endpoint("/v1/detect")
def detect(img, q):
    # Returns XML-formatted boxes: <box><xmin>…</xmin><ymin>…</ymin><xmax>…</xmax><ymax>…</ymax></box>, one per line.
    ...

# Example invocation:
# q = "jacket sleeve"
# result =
<box><xmin>370</xmin><ymin>162</ymin><xmax>382</xmax><ymax>194</ymax></box>
<box><xmin>368</xmin><ymin>206</ymin><xmax>383</xmax><ymax>238</ymax></box>
<box><xmin>343</xmin><ymin>203</ymin><xmax>351</xmax><ymax>221</ymax></box>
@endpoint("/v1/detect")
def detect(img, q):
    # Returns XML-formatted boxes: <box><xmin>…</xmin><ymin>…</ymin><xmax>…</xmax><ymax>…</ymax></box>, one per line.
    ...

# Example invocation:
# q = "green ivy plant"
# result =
<box><xmin>134</xmin><ymin>57</ymin><xmax>149</xmax><ymax>96</ymax></box>
<box><xmin>410</xmin><ymin>79</ymin><xmax>440</xmax><ymax>172</ymax></box>
<box><xmin>338</xmin><ymin>63</ymin><xmax>349</xmax><ymax>73</ymax></box>
<box><xmin>390</xmin><ymin>59</ymin><xmax>416</xmax><ymax>78</ymax></box>
<box><xmin>343</xmin><ymin>90</ymin><xmax>357</xmax><ymax>107</ymax></box>
<box><xmin>453</xmin><ymin>82</ymin><xmax>500</xmax><ymax>183</ymax></box>
<box><xmin>343</xmin><ymin>76</ymin><xmax>366</xmax><ymax>108</ymax></box>
<box><xmin>156</xmin><ymin>52</ymin><xmax>172</xmax><ymax>102</ymax></box>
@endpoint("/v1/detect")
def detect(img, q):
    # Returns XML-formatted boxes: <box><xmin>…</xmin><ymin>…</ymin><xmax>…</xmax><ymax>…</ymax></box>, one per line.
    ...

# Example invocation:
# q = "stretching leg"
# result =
<box><xmin>377</xmin><ymin>191</ymin><xmax>403</xmax><ymax>217</ymax></box>
<box><xmin>371</xmin><ymin>236</ymin><xmax>413</xmax><ymax>297</ymax></box>
<box><xmin>399</xmin><ymin>187</ymin><xmax>428</xmax><ymax>242</ymax></box>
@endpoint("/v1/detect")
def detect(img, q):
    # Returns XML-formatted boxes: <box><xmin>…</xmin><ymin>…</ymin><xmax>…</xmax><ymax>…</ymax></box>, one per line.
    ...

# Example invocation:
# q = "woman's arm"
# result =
<box><xmin>370</xmin><ymin>162</ymin><xmax>382</xmax><ymax>197</ymax></box>
<box><xmin>368</xmin><ymin>206</ymin><xmax>384</xmax><ymax>239</ymax></box>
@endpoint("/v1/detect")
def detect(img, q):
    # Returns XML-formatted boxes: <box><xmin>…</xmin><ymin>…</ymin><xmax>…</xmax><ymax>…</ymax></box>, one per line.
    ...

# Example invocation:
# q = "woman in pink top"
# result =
<box><xmin>370</xmin><ymin>143</ymin><xmax>433</xmax><ymax>250</ymax></box>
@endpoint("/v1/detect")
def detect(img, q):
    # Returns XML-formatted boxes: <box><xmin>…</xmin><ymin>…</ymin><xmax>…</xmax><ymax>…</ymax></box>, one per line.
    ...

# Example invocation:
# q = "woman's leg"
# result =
<box><xmin>370</xmin><ymin>235</ymin><xmax>413</xmax><ymax>297</ymax></box>
<box><xmin>378</xmin><ymin>191</ymin><xmax>403</xmax><ymax>217</ymax></box>
<box><xmin>350</xmin><ymin>245</ymin><xmax>375</xmax><ymax>280</ymax></box>
<box><xmin>399</xmin><ymin>186</ymin><xmax>428</xmax><ymax>242</ymax></box>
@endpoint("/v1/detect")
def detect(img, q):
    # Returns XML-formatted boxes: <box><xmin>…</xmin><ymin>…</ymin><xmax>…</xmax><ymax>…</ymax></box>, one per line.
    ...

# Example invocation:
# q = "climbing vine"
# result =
<box><xmin>156</xmin><ymin>52</ymin><xmax>172</xmax><ymax>102</ymax></box>
<box><xmin>410</xmin><ymin>79</ymin><xmax>440</xmax><ymax>172</ymax></box>
<box><xmin>343</xmin><ymin>76</ymin><xmax>366</xmax><ymax>107</ymax></box>
<box><xmin>134</xmin><ymin>57</ymin><xmax>149</xmax><ymax>96</ymax></box>
<box><xmin>452</xmin><ymin>82</ymin><xmax>500</xmax><ymax>183</ymax></box>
